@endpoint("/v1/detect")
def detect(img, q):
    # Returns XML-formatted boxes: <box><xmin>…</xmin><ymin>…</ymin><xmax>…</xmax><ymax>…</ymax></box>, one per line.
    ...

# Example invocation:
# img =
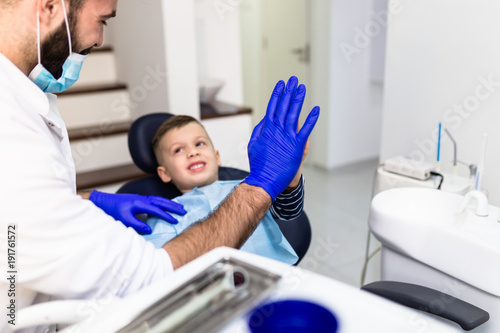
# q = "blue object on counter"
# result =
<box><xmin>248</xmin><ymin>299</ymin><xmax>338</xmax><ymax>333</ymax></box>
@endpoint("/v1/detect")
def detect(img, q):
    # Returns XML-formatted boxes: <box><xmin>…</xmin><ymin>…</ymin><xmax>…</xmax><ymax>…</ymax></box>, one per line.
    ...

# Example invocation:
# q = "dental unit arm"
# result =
<box><xmin>362</xmin><ymin>281</ymin><xmax>489</xmax><ymax>331</ymax></box>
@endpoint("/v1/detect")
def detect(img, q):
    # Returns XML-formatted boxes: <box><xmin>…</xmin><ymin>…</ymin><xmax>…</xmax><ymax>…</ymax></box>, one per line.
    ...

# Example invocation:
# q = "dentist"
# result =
<box><xmin>0</xmin><ymin>0</ymin><xmax>319</xmax><ymax>332</ymax></box>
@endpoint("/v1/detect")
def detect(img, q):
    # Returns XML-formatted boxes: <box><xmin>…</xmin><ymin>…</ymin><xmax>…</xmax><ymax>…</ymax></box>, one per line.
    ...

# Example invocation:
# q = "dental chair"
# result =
<box><xmin>117</xmin><ymin>112</ymin><xmax>312</xmax><ymax>265</ymax></box>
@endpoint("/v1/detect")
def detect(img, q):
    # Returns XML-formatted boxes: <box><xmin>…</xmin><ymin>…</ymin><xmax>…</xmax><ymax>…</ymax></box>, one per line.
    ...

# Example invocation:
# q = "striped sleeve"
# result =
<box><xmin>270</xmin><ymin>175</ymin><xmax>305</xmax><ymax>221</ymax></box>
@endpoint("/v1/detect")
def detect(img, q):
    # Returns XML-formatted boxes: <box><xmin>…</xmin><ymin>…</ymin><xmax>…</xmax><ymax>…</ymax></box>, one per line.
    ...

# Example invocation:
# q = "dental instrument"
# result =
<box><xmin>443</xmin><ymin>128</ymin><xmax>457</xmax><ymax>176</ymax></box>
<box><xmin>475</xmin><ymin>133</ymin><xmax>488</xmax><ymax>191</ymax></box>
<box><xmin>436</xmin><ymin>122</ymin><xmax>442</xmax><ymax>171</ymax></box>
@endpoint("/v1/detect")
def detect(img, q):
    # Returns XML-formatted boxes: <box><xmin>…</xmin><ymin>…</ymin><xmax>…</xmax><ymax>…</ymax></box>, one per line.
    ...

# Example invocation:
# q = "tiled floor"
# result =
<box><xmin>298</xmin><ymin>158</ymin><xmax>382</xmax><ymax>287</ymax></box>
<box><xmin>295</xmin><ymin>82</ymin><xmax>385</xmax><ymax>287</ymax></box>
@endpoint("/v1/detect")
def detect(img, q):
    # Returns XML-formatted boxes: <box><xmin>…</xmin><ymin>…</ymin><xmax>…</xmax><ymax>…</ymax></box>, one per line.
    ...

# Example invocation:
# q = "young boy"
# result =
<box><xmin>143</xmin><ymin>115</ymin><xmax>307</xmax><ymax>264</ymax></box>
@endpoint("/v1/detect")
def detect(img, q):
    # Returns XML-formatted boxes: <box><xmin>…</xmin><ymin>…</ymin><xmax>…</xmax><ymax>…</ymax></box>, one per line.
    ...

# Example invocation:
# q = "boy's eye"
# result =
<box><xmin>196</xmin><ymin>141</ymin><xmax>206</xmax><ymax>147</ymax></box>
<box><xmin>101</xmin><ymin>20</ymin><xmax>108</xmax><ymax>26</ymax></box>
<box><xmin>174</xmin><ymin>147</ymin><xmax>182</xmax><ymax>154</ymax></box>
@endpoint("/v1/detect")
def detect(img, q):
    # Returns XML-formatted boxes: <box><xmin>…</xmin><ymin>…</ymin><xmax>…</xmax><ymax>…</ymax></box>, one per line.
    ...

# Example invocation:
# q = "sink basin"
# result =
<box><xmin>199</xmin><ymin>78</ymin><xmax>224</xmax><ymax>104</ymax></box>
<box><xmin>369</xmin><ymin>187</ymin><xmax>500</xmax><ymax>297</ymax></box>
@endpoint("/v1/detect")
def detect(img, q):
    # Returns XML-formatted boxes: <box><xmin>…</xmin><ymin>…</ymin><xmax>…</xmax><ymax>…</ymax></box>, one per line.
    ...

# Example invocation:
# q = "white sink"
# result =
<box><xmin>369</xmin><ymin>187</ymin><xmax>500</xmax><ymax>297</ymax></box>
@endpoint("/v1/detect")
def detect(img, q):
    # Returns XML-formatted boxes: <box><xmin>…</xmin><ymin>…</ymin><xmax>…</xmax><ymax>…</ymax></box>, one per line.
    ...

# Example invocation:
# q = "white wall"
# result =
<box><xmin>202</xmin><ymin>115</ymin><xmax>251</xmax><ymax>172</ymax></box>
<box><xmin>240</xmin><ymin>0</ymin><xmax>264</xmax><ymax>126</ymax></box>
<box><xmin>381</xmin><ymin>0</ymin><xmax>500</xmax><ymax>205</ymax></box>
<box><xmin>309</xmin><ymin>0</ymin><xmax>381</xmax><ymax>169</ymax></box>
<box><xmin>109</xmin><ymin>1</ymin><xmax>172</xmax><ymax>118</ymax></box>
<box><xmin>194</xmin><ymin>0</ymin><xmax>244</xmax><ymax>105</ymax></box>
<box><xmin>162</xmin><ymin>0</ymin><xmax>200</xmax><ymax>118</ymax></box>
<box><xmin>370</xmin><ymin>0</ymin><xmax>387</xmax><ymax>83</ymax></box>
<box><xmin>308</xmin><ymin>1</ymin><xmax>331</xmax><ymax>168</ymax></box>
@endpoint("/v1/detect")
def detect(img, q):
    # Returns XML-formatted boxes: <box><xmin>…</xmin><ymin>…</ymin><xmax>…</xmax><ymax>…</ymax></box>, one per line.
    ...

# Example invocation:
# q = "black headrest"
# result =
<box><xmin>128</xmin><ymin>113</ymin><xmax>174</xmax><ymax>174</ymax></box>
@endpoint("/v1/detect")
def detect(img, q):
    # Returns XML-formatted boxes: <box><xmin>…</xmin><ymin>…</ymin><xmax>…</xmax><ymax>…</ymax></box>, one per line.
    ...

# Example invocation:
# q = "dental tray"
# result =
<box><xmin>115</xmin><ymin>257</ymin><xmax>281</xmax><ymax>333</ymax></box>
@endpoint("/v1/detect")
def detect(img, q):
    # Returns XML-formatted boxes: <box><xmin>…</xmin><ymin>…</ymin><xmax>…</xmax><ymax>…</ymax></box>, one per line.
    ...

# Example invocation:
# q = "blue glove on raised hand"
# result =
<box><xmin>89</xmin><ymin>191</ymin><xmax>186</xmax><ymax>234</ymax></box>
<box><xmin>243</xmin><ymin>76</ymin><xmax>320</xmax><ymax>201</ymax></box>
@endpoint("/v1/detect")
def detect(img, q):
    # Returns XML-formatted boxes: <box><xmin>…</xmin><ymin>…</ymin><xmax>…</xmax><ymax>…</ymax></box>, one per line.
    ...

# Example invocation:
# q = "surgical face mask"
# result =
<box><xmin>29</xmin><ymin>0</ymin><xmax>87</xmax><ymax>93</ymax></box>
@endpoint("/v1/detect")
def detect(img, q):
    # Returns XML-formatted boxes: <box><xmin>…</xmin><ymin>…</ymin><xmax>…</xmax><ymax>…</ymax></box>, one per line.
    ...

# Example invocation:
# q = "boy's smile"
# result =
<box><xmin>188</xmin><ymin>161</ymin><xmax>206</xmax><ymax>172</ymax></box>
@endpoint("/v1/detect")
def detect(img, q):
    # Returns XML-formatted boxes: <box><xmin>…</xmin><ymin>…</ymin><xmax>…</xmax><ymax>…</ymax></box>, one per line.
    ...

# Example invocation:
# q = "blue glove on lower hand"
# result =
<box><xmin>89</xmin><ymin>191</ymin><xmax>186</xmax><ymax>234</ymax></box>
<box><xmin>243</xmin><ymin>76</ymin><xmax>320</xmax><ymax>200</ymax></box>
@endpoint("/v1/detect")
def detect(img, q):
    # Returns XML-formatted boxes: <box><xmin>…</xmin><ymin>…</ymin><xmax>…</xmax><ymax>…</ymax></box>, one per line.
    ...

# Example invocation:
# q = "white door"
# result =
<box><xmin>260</xmin><ymin>0</ymin><xmax>309</xmax><ymax>122</ymax></box>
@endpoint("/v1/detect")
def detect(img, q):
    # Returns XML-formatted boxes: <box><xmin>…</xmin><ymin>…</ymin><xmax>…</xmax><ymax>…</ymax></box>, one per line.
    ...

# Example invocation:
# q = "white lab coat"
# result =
<box><xmin>0</xmin><ymin>53</ymin><xmax>174</xmax><ymax>332</ymax></box>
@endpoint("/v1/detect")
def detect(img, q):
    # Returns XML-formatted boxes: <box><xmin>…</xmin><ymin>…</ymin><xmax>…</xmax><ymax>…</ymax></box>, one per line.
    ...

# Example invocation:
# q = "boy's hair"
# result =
<box><xmin>152</xmin><ymin>115</ymin><xmax>208</xmax><ymax>164</ymax></box>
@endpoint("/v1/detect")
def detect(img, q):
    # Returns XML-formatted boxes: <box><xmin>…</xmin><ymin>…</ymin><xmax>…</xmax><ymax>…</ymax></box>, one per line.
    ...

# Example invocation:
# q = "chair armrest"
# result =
<box><xmin>361</xmin><ymin>281</ymin><xmax>489</xmax><ymax>331</ymax></box>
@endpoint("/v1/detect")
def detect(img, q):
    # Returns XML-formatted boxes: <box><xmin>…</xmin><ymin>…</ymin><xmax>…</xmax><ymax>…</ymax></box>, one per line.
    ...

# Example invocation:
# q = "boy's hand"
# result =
<box><xmin>284</xmin><ymin>139</ymin><xmax>309</xmax><ymax>193</ymax></box>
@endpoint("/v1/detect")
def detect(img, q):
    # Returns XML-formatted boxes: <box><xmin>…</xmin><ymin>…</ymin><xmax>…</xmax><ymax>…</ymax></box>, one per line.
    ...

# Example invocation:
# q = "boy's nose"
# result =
<box><xmin>188</xmin><ymin>148</ymin><xmax>199</xmax><ymax>157</ymax></box>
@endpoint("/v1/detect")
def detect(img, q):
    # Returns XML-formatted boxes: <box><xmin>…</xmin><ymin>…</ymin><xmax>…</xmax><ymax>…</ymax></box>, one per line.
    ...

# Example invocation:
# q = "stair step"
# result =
<box><xmin>68</xmin><ymin>120</ymin><xmax>132</xmax><ymax>141</ymax></box>
<box><xmin>58</xmin><ymin>82</ymin><xmax>128</xmax><ymax>96</ymax></box>
<box><xmin>57</xmin><ymin>84</ymin><xmax>132</xmax><ymax>129</ymax></box>
<box><xmin>101</xmin><ymin>27</ymin><xmax>113</xmax><ymax>49</ymax></box>
<box><xmin>71</xmin><ymin>133</ymin><xmax>132</xmax><ymax>173</ymax></box>
<box><xmin>76</xmin><ymin>163</ymin><xmax>147</xmax><ymax>191</ymax></box>
<box><xmin>92</xmin><ymin>46</ymin><xmax>113</xmax><ymax>53</ymax></box>
<box><xmin>200</xmin><ymin>102</ymin><xmax>252</xmax><ymax>120</ymax></box>
<box><xmin>74</xmin><ymin>50</ymin><xmax>118</xmax><ymax>87</ymax></box>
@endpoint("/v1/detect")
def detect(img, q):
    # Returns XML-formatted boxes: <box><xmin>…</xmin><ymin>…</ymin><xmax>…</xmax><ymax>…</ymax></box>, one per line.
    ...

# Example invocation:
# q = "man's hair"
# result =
<box><xmin>152</xmin><ymin>115</ymin><xmax>208</xmax><ymax>164</ymax></box>
<box><xmin>69</xmin><ymin>0</ymin><xmax>86</xmax><ymax>23</ymax></box>
<box><xmin>1</xmin><ymin>0</ymin><xmax>86</xmax><ymax>19</ymax></box>
<box><xmin>1</xmin><ymin>0</ymin><xmax>86</xmax><ymax>10</ymax></box>
<box><xmin>0</xmin><ymin>0</ymin><xmax>19</xmax><ymax>9</ymax></box>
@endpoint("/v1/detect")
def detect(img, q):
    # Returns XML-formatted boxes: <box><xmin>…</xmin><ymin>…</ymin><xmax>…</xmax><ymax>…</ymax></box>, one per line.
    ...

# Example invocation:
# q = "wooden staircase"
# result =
<box><xmin>57</xmin><ymin>47</ymin><xmax>147</xmax><ymax>192</ymax></box>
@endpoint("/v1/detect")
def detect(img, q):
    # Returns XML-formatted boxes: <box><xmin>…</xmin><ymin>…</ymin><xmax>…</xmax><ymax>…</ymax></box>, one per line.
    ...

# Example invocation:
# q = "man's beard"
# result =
<box><xmin>39</xmin><ymin>16</ymin><xmax>90</xmax><ymax>79</ymax></box>
<box><xmin>40</xmin><ymin>22</ymin><xmax>71</xmax><ymax>79</ymax></box>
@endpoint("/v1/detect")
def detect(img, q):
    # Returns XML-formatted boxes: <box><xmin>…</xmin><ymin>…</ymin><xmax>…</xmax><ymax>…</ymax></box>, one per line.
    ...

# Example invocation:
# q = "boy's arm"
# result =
<box><xmin>271</xmin><ymin>175</ymin><xmax>304</xmax><ymax>221</ymax></box>
<box><xmin>270</xmin><ymin>139</ymin><xmax>308</xmax><ymax>220</ymax></box>
<box><xmin>283</xmin><ymin>138</ymin><xmax>309</xmax><ymax>193</ymax></box>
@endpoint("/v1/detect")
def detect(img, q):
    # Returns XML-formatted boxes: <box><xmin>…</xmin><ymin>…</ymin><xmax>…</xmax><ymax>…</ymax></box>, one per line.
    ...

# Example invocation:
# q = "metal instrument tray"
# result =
<box><xmin>116</xmin><ymin>257</ymin><xmax>281</xmax><ymax>333</ymax></box>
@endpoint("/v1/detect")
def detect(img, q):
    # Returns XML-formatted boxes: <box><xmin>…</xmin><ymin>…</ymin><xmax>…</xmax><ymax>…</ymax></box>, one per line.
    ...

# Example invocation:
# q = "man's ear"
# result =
<box><xmin>215</xmin><ymin>150</ymin><xmax>221</xmax><ymax>166</ymax></box>
<box><xmin>37</xmin><ymin>0</ymin><xmax>65</xmax><ymax>31</ymax></box>
<box><xmin>157</xmin><ymin>166</ymin><xmax>172</xmax><ymax>183</ymax></box>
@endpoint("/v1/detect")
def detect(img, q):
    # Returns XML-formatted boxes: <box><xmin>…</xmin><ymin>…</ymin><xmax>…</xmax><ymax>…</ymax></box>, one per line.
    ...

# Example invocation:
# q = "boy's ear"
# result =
<box><xmin>157</xmin><ymin>166</ymin><xmax>172</xmax><ymax>183</ymax></box>
<box><xmin>215</xmin><ymin>150</ymin><xmax>221</xmax><ymax>166</ymax></box>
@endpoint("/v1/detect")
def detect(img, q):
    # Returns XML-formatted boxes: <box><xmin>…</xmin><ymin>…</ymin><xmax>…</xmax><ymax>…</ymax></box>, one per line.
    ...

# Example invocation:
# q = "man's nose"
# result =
<box><xmin>94</xmin><ymin>28</ymin><xmax>104</xmax><ymax>48</ymax></box>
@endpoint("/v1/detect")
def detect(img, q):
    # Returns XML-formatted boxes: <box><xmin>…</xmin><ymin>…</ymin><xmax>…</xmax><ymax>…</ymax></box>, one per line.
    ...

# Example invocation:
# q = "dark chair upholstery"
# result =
<box><xmin>117</xmin><ymin>113</ymin><xmax>311</xmax><ymax>264</ymax></box>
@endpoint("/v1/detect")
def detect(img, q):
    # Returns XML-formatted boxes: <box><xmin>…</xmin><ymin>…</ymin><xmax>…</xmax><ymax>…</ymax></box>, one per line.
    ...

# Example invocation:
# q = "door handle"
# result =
<box><xmin>290</xmin><ymin>44</ymin><xmax>310</xmax><ymax>63</ymax></box>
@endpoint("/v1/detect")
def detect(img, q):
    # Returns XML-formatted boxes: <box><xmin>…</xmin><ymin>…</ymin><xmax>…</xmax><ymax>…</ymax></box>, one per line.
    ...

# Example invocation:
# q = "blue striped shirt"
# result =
<box><xmin>270</xmin><ymin>175</ymin><xmax>304</xmax><ymax>221</ymax></box>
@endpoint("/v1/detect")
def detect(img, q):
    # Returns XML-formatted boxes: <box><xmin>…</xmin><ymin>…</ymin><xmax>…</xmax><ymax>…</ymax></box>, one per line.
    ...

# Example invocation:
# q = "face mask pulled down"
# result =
<box><xmin>29</xmin><ymin>0</ymin><xmax>87</xmax><ymax>93</ymax></box>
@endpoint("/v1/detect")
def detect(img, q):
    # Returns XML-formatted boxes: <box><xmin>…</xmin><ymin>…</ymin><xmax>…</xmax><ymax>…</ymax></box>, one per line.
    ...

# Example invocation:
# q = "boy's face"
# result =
<box><xmin>157</xmin><ymin>122</ymin><xmax>221</xmax><ymax>193</ymax></box>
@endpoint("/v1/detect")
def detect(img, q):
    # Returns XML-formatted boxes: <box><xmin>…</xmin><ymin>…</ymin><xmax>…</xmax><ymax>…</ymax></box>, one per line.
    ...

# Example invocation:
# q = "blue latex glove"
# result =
<box><xmin>89</xmin><ymin>191</ymin><xmax>186</xmax><ymax>234</ymax></box>
<box><xmin>243</xmin><ymin>76</ymin><xmax>320</xmax><ymax>200</ymax></box>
